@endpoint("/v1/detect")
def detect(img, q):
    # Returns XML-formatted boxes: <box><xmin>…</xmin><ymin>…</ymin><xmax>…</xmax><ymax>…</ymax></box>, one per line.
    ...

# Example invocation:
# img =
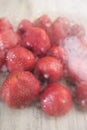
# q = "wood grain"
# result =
<box><xmin>0</xmin><ymin>0</ymin><xmax>87</xmax><ymax>130</ymax></box>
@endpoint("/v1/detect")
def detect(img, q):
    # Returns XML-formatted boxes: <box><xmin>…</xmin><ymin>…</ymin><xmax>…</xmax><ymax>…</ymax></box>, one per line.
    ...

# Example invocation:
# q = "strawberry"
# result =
<box><xmin>34</xmin><ymin>15</ymin><xmax>52</xmax><ymax>40</ymax></box>
<box><xmin>0</xmin><ymin>18</ymin><xmax>13</xmax><ymax>31</ymax></box>
<box><xmin>73</xmin><ymin>85</ymin><xmax>87</xmax><ymax>110</ymax></box>
<box><xmin>40</xmin><ymin>83</ymin><xmax>72</xmax><ymax>116</ymax></box>
<box><xmin>70</xmin><ymin>24</ymin><xmax>85</xmax><ymax>38</ymax></box>
<box><xmin>0</xmin><ymin>29</ymin><xmax>20</xmax><ymax>51</ymax></box>
<box><xmin>6</xmin><ymin>46</ymin><xmax>35</xmax><ymax>72</ymax></box>
<box><xmin>17</xmin><ymin>19</ymin><xmax>33</xmax><ymax>35</ymax></box>
<box><xmin>34</xmin><ymin>15</ymin><xmax>51</xmax><ymax>30</ymax></box>
<box><xmin>47</xmin><ymin>46</ymin><xmax>67</xmax><ymax>61</ymax></box>
<box><xmin>51</xmin><ymin>17</ymin><xmax>71</xmax><ymax>45</ymax></box>
<box><xmin>35</xmin><ymin>56</ymin><xmax>63</xmax><ymax>82</ymax></box>
<box><xmin>22</xmin><ymin>27</ymin><xmax>51</xmax><ymax>56</ymax></box>
<box><xmin>1</xmin><ymin>71</ymin><xmax>41</xmax><ymax>108</ymax></box>
<box><xmin>0</xmin><ymin>50</ymin><xmax>5</xmax><ymax>67</ymax></box>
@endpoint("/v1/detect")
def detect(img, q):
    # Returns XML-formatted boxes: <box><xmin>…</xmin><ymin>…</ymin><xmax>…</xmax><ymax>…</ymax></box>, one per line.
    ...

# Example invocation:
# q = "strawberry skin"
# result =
<box><xmin>40</xmin><ymin>83</ymin><xmax>72</xmax><ymax>116</ymax></box>
<box><xmin>73</xmin><ymin>85</ymin><xmax>87</xmax><ymax>110</ymax></box>
<box><xmin>0</xmin><ymin>50</ymin><xmax>5</xmax><ymax>67</ymax></box>
<box><xmin>0</xmin><ymin>18</ymin><xmax>13</xmax><ymax>31</ymax></box>
<box><xmin>51</xmin><ymin>17</ymin><xmax>70</xmax><ymax>45</ymax></box>
<box><xmin>0</xmin><ymin>29</ymin><xmax>20</xmax><ymax>51</ymax></box>
<box><xmin>70</xmin><ymin>24</ymin><xmax>85</xmax><ymax>38</ymax></box>
<box><xmin>6</xmin><ymin>46</ymin><xmax>35</xmax><ymax>72</ymax></box>
<box><xmin>22</xmin><ymin>27</ymin><xmax>51</xmax><ymax>56</ymax></box>
<box><xmin>47</xmin><ymin>46</ymin><xmax>67</xmax><ymax>61</ymax></box>
<box><xmin>34</xmin><ymin>15</ymin><xmax>52</xmax><ymax>31</ymax></box>
<box><xmin>1</xmin><ymin>71</ymin><xmax>41</xmax><ymax>108</ymax></box>
<box><xmin>34</xmin><ymin>15</ymin><xmax>52</xmax><ymax>41</ymax></box>
<box><xmin>17</xmin><ymin>19</ymin><xmax>33</xmax><ymax>35</ymax></box>
<box><xmin>35</xmin><ymin>56</ymin><xmax>63</xmax><ymax>83</ymax></box>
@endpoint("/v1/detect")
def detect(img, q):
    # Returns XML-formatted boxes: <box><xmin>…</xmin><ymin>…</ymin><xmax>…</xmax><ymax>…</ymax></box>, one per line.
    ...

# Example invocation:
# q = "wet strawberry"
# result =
<box><xmin>47</xmin><ymin>46</ymin><xmax>67</xmax><ymax>61</ymax></box>
<box><xmin>17</xmin><ymin>19</ymin><xmax>33</xmax><ymax>35</ymax></box>
<box><xmin>34</xmin><ymin>15</ymin><xmax>52</xmax><ymax>39</ymax></box>
<box><xmin>51</xmin><ymin>17</ymin><xmax>71</xmax><ymax>45</ymax></box>
<box><xmin>34</xmin><ymin>15</ymin><xmax>51</xmax><ymax>30</ymax></box>
<box><xmin>35</xmin><ymin>56</ymin><xmax>63</xmax><ymax>82</ymax></box>
<box><xmin>70</xmin><ymin>24</ymin><xmax>85</xmax><ymax>38</ymax></box>
<box><xmin>0</xmin><ymin>50</ymin><xmax>5</xmax><ymax>67</ymax></box>
<box><xmin>40</xmin><ymin>83</ymin><xmax>72</xmax><ymax>116</ymax></box>
<box><xmin>0</xmin><ymin>29</ymin><xmax>20</xmax><ymax>51</ymax></box>
<box><xmin>73</xmin><ymin>85</ymin><xmax>87</xmax><ymax>110</ymax></box>
<box><xmin>22</xmin><ymin>27</ymin><xmax>51</xmax><ymax>56</ymax></box>
<box><xmin>0</xmin><ymin>18</ymin><xmax>13</xmax><ymax>31</ymax></box>
<box><xmin>1</xmin><ymin>71</ymin><xmax>41</xmax><ymax>108</ymax></box>
<box><xmin>6</xmin><ymin>46</ymin><xmax>35</xmax><ymax>72</ymax></box>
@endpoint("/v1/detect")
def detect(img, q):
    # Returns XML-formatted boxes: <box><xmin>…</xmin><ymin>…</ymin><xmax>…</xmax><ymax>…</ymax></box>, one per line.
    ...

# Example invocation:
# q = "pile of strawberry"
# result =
<box><xmin>0</xmin><ymin>15</ymin><xmax>87</xmax><ymax>117</ymax></box>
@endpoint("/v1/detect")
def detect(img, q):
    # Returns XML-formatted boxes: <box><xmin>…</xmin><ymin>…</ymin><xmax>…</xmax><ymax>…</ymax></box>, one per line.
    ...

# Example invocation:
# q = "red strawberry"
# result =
<box><xmin>35</xmin><ymin>56</ymin><xmax>63</xmax><ymax>82</ymax></box>
<box><xmin>0</xmin><ymin>18</ymin><xmax>13</xmax><ymax>31</ymax></box>
<box><xmin>73</xmin><ymin>85</ymin><xmax>87</xmax><ymax>110</ymax></box>
<box><xmin>51</xmin><ymin>17</ymin><xmax>71</xmax><ymax>45</ymax></box>
<box><xmin>70</xmin><ymin>24</ymin><xmax>85</xmax><ymax>38</ymax></box>
<box><xmin>1</xmin><ymin>71</ymin><xmax>41</xmax><ymax>108</ymax></box>
<box><xmin>47</xmin><ymin>46</ymin><xmax>67</xmax><ymax>61</ymax></box>
<box><xmin>22</xmin><ymin>27</ymin><xmax>51</xmax><ymax>56</ymax></box>
<box><xmin>17</xmin><ymin>19</ymin><xmax>33</xmax><ymax>35</ymax></box>
<box><xmin>34</xmin><ymin>15</ymin><xmax>52</xmax><ymax>39</ymax></box>
<box><xmin>6</xmin><ymin>46</ymin><xmax>35</xmax><ymax>72</ymax></box>
<box><xmin>0</xmin><ymin>50</ymin><xmax>5</xmax><ymax>67</ymax></box>
<box><xmin>0</xmin><ymin>29</ymin><xmax>20</xmax><ymax>51</ymax></box>
<box><xmin>40</xmin><ymin>83</ymin><xmax>72</xmax><ymax>116</ymax></box>
<box><xmin>34</xmin><ymin>15</ymin><xmax>51</xmax><ymax>30</ymax></box>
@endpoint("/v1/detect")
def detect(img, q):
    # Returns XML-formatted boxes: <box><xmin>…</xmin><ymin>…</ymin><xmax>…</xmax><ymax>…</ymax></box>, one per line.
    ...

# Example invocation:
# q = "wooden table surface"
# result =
<box><xmin>0</xmin><ymin>0</ymin><xmax>87</xmax><ymax>130</ymax></box>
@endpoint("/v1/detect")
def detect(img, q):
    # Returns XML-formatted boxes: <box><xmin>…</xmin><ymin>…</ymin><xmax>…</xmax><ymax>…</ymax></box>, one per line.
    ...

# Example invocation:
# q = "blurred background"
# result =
<box><xmin>0</xmin><ymin>0</ymin><xmax>87</xmax><ymax>25</ymax></box>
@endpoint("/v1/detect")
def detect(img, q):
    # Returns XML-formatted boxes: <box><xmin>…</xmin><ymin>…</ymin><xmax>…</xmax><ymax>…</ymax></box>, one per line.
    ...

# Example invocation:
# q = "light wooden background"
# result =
<box><xmin>0</xmin><ymin>0</ymin><xmax>87</xmax><ymax>130</ymax></box>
